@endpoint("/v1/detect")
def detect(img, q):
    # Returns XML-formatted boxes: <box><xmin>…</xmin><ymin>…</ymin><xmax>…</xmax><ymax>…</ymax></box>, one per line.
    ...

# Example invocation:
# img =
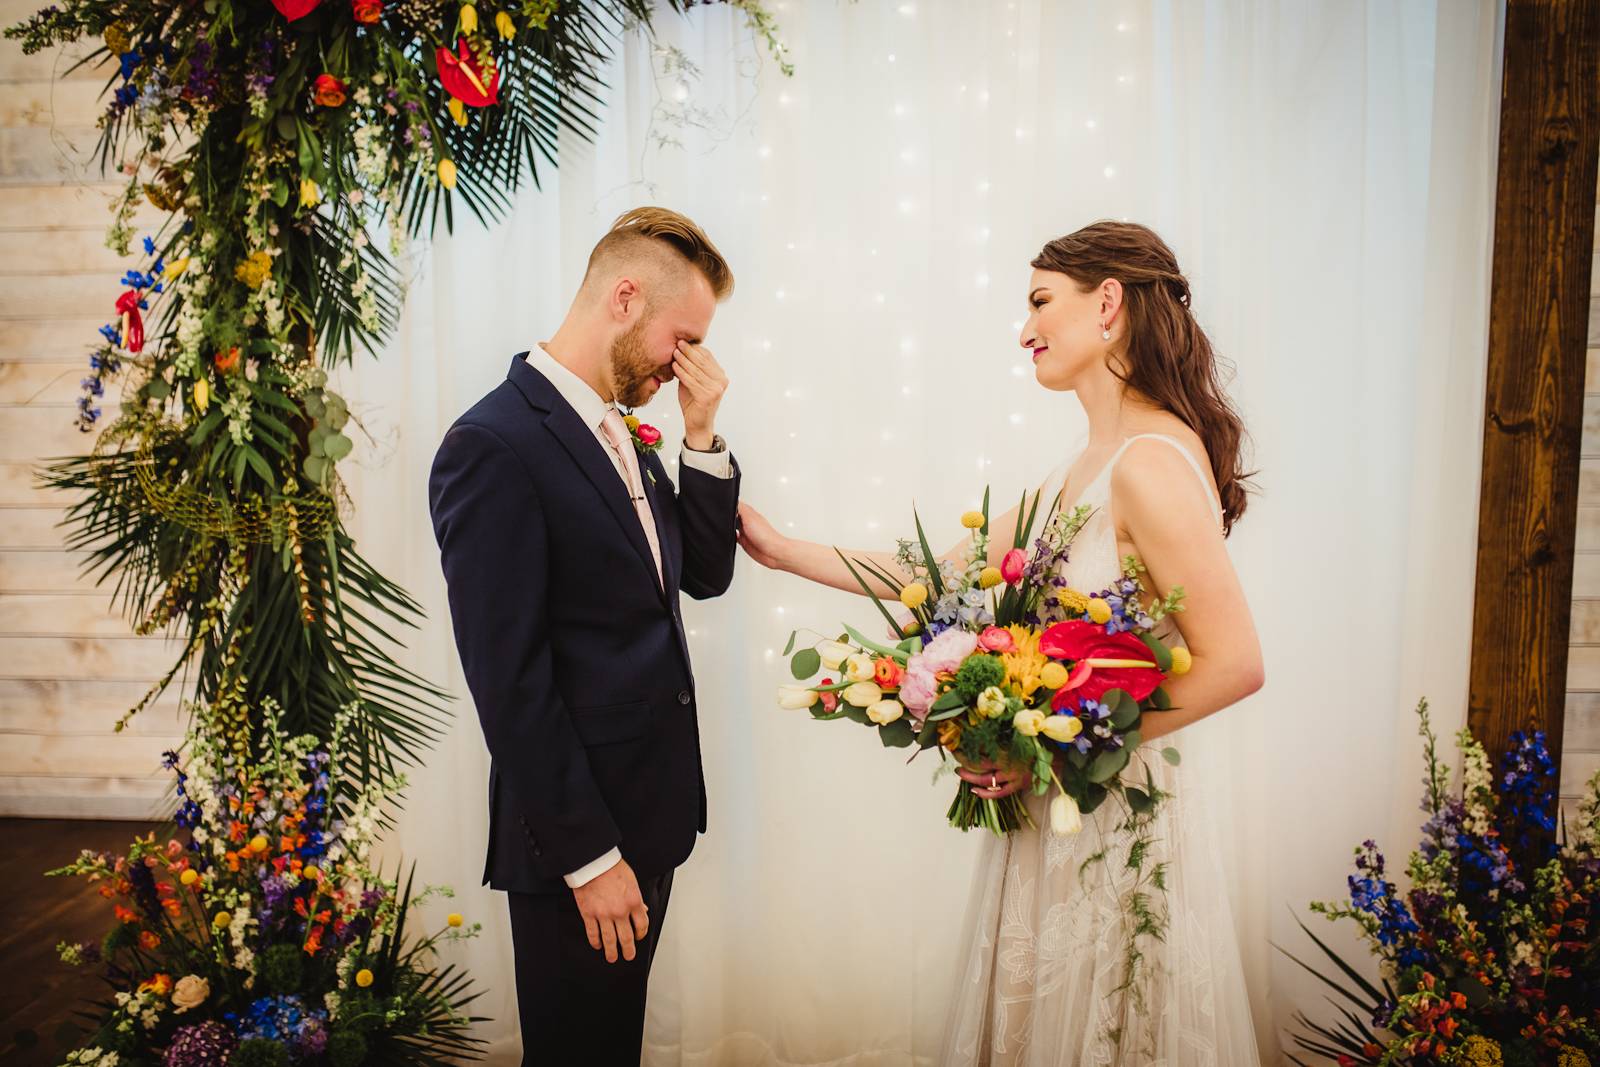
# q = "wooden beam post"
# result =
<box><xmin>1467</xmin><ymin>0</ymin><xmax>1600</xmax><ymax>774</ymax></box>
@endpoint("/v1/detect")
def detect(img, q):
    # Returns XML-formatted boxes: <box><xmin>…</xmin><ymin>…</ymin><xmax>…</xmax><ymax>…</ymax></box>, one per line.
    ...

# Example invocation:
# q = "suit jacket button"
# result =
<box><xmin>677</xmin><ymin>690</ymin><xmax>691</xmax><ymax>705</ymax></box>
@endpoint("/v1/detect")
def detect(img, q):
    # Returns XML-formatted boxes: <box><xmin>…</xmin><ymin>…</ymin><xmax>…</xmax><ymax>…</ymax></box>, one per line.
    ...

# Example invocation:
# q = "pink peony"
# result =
<box><xmin>918</xmin><ymin>627</ymin><xmax>979</xmax><ymax>674</ymax></box>
<box><xmin>978</xmin><ymin>625</ymin><xmax>1016</xmax><ymax>653</ymax></box>
<box><xmin>898</xmin><ymin>664</ymin><xmax>939</xmax><ymax>716</ymax></box>
<box><xmin>1000</xmin><ymin>548</ymin><xmax>1027</xmax><ymax>585</ymax></box>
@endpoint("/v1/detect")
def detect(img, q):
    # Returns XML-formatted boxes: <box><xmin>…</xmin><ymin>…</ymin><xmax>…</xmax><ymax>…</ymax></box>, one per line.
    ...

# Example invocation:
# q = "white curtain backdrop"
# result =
<box><xmin>338</xmin><ymin>1</ymin><xmax>1506</xmax><ymax>1062</ymax></box>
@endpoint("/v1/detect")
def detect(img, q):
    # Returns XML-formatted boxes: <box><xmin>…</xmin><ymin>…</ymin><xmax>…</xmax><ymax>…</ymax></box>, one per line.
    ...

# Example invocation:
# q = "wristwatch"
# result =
<box><xmin>685</xmin><ymin>434</ymin><xmax>727</xmax><ymax>453</ymax></box>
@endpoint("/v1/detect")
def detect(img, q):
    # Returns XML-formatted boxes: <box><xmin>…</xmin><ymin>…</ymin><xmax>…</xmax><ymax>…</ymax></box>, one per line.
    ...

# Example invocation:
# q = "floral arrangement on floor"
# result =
<box><xmin>776</xmin><ymin>489</ymin><xmax>1190</xmax><ymax>837</ymax></box>
<box><xmin>49</xmin><ymin>698</ymin><xmax>483</xmax><ymax>1067</ymax></box>
<box><xmin>1284</xmin><ymin>699</ymin><xmax>1600</xmax><ymax>1067</ymax></box>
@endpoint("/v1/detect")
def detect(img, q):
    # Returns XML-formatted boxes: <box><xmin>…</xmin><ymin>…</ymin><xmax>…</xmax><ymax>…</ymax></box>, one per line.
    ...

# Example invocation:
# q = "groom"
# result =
<box><xmin>428</xmin><ymin>207</ymin><xmax>740</xmax><ymax>1063</ymax></box>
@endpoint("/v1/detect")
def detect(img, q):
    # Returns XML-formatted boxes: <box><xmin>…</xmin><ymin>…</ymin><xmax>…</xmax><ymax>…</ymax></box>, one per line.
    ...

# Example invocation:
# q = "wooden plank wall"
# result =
<box><xmin>0</xmin><ymin>8</ymin><xmax>185</xmax><ymax>819</ymax></box>
<box><xmin>1566</xmin><ymin>168</ymin><xmax>1600</xmax><ymax>819</ymax></box>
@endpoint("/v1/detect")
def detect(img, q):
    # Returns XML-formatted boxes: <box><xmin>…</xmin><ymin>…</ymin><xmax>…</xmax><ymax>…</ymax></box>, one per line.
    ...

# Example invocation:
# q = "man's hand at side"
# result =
<box><xmin>572</xmin><ymin>858</ymin><xmax>649</xmax><ymax>963</ymax></box>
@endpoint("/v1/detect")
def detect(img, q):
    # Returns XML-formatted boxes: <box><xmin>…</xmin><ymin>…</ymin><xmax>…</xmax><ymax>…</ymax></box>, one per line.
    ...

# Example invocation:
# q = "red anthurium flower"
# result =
<box><xmin>436</xmin><ymin>38</ymin><xmax>500</xmax><ymax>107</ymax></box>
<box><xmin>271</xmin><ymin>0</ymin><xmax>321</xmax><ymax>21</ymax></box>
<box><xmin>1039</xmin><ymin>619</ymin><xmax>1164</xmax><ymax>711</ymax></box>
<box><xmin>114</xmin><ymin>289</ymin><xmax>144</xmax><ymax>352</ymax></box>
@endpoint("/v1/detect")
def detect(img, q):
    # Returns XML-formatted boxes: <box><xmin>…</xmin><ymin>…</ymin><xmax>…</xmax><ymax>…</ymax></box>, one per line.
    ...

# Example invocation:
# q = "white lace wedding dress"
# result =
<box><xmin>940</xmin><ymin>434</ymin><xmax>1260</xmax><ymax>1066</ymax></box>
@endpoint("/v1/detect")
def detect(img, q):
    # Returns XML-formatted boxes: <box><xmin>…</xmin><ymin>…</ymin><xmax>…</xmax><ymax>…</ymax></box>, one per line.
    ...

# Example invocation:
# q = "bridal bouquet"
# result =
<box><xmin>45</xmin><ymin>698</ymin><xmax>484</xmax><ymax>1067</ymax></box>
<box><xmin>776</xmin><ymin>488</ymin><xmax>1189</xmax><ymax>836</ymax></box>
<box><xmin>1286</xmin><ymin>700</ymin><xmax>1600</xmax><ymax>1067</ymax></box>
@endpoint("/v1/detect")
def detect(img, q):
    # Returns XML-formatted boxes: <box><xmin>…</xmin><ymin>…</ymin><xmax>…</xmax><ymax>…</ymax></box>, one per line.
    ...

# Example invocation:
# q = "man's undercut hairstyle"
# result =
<box><xmin>584</xmin><ymin>206</ymin><xmax>734</xmax><ymax>303</ymax></box>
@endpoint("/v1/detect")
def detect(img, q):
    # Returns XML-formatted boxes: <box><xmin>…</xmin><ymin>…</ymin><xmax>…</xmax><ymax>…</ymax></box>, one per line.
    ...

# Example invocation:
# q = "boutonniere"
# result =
<box><xmin>622</xmin><ymin>412</ymin><xmax>661</xmax><ymax>485</ymax></box>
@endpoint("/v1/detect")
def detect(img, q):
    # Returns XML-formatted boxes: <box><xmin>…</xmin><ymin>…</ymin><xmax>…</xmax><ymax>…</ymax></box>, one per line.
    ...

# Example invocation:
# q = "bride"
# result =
<box><xmin>735</xmin><ymin>220</ymin><xmax>1265</xmax><ymax>1065</ymax></box>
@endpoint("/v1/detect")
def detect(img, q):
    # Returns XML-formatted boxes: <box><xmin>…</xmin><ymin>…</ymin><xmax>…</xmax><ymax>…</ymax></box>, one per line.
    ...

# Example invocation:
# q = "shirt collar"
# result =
<box><xmin>526</xmin><ymin>342</ymin><xmax>614</xmax><ymax>433</ymax></box>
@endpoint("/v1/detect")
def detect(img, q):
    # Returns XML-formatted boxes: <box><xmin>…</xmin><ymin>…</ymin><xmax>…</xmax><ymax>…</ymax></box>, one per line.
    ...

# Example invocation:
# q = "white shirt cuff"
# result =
<box><xmin>563</xmin><ymin>847</ymin><xmax>622</xmax><ymax>889</ymax></box>
<box><xmin>680</xmin><ymin>440</ymin><xmax>733</xmax><ymax>479</ymax></box>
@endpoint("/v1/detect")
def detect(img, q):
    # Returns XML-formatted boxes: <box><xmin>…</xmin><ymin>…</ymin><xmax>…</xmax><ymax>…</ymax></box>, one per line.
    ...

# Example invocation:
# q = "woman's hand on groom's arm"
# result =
<box><xmin>572</xmin><ymin>858</ymin><xmax>650</xmax><ymax>964</ymax></box>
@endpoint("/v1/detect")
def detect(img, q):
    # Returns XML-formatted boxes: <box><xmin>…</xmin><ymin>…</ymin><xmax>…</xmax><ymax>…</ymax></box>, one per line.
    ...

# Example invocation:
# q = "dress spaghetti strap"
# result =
<box><xmin>1110</xmin><ymin>433</ymin><xmax>1225</xmax><ymax>528</ymax></box>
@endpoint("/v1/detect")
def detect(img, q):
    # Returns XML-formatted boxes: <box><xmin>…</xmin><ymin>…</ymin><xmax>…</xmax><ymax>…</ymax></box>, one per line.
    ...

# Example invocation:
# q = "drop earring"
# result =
<box><xmin>1100</xmin><ymin>324</ymin><xmax>1111</xmax><ymax>341</ymax></box>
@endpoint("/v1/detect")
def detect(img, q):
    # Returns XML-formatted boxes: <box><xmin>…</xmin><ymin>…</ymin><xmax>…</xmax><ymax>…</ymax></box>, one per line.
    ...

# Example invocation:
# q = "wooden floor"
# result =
<box><xmin>0</xmin><ymin>817</ymin><xmax>161</xmax><ymax>1067</ymax></box>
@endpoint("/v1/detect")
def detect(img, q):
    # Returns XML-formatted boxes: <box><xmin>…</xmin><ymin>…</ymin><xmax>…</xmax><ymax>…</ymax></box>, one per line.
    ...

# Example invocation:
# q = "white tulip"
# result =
<box><xmin>867</xmin><ymin>699</ymin><xmax>905</xmax><ymax>725</ymax></box>
<box><xmin>976</xmin><ymin>686</ymin><xmax>1009</xmax><ymax>718</ymax></box>
<box><xmin>842</xmin><ymin>680</ymin><xmax>883</xmax><ymax>708</ymax></box>
<box><xmin>845</xmin><ymin>653</ymin><xmax>877</xmax><ymax>682</ymax></box>
<box><xmin>777</xmin><ymin>684</ymin><xmax>819</xmax><ymax>709</ymax></box>
<box><xmin>818</xmin><ymin>640</ymin><xmax>854</xmax><ymax>670</ymax></box>
<box><xmin>1050</xmin><ymin>792</ymin><xmax>1083</xmax><ymax>835</ymax></box>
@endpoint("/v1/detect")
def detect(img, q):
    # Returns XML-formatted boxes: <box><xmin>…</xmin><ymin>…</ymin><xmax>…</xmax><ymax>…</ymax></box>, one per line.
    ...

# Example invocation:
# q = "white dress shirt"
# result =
<box><xmin>523</xmin><ymin>344</ymin><xmax>732</xmax><ymax>888</ymax></box>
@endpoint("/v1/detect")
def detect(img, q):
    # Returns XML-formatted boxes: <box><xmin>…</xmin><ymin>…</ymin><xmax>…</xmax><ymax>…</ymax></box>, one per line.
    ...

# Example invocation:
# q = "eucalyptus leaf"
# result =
<box><xmin>322</xmin><ymin>433</ymin><xmax>353</xmax><ymax>462</ymax></box>
<box><xmin>790</xmin><ymin>648</ymin><xmax>821</xmax><ymax>680</ymax></box>
<box><xmin>1161</xmin><ymin>746</ymin><xmax>1181</xmax><ymax>766</ymax></box>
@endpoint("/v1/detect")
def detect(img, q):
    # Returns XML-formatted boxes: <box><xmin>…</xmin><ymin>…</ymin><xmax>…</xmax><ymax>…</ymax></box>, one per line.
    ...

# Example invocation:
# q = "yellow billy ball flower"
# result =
<box><xmin>179</xmin><ymin>869</ymin><xmax>199</xmax><ymax>887</ymax></box>
<box><xmin>1169</xmin><ymin>647</ymin><xmax>1193</xmax><ymax>675</ymax></box>
<box><xmin>978</xmin><ymin>567</ymin><xmax>1004</xmax><ymax>590</ymax></box>
<box><xmin>1040</xmin><ymin>661</ymin><xmax>1069</xmax><ymax>690</ymax></box>
<box><xmin>212</xmin><ymin>911</ymin><xmax>232</xmax><ymax>930</ymax></box>
<box><xmin>447</xmin><ymin>912</ymin><xmax>464</xmax><ymax>927</ymax></box>
<box><xmin>355</xmin><ymin>968</ymin><xmax>375</xmax><ymax>988</ymax></box>
<box><xmin>193</xmin><ymin>378</ymin><xmax>209</xmax><ymax>413</ymax></box>
<box><xmin>249</xmin><ymin>835</ymin><xmax>269</xmax><ymax>854</ymax></box>
<box><xmin>960</xmin><ymin>510</ymin><xmax>985</xmax><ymax>529</ymax></box>
<box><xmin>623</xmin><ymin>414</ymin><xmax>640</xmax><ymax>433</ymax></box>
<box><xmin>458</xmin><ymin>4</ymin><xmax>478</xmax><ymax>34</ymax></box>
<box><xmin>301</xmin><ymin>865</ymin><xmax>319</xmax><ymax>881</ymax></box>
<box><xmin>899</xmin><ymin>583</ymin><xmax>928</xmax><ymax>611</ymax></box>
<box><xmin>447</xmin><ymin>98</ymin><xmax>467</xmax><ymax>126</ymax></box>
<box><xmin>1086</xmin><ymin>597</ymin><xmax>1112</xmax><ymax>624</ymax></box>
<box><xmin>438</xmin><ymin>158</ymin><xmax>458</xmax><ymax>189</ymax></box>
<box><xmin>495</xmin><ymin>10</ymin><xmax>515</xmax><ymax>38</ymax></box>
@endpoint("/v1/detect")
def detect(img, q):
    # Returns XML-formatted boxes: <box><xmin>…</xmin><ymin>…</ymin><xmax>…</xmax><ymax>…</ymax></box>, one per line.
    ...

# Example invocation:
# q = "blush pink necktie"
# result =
<box><xmin>599</xmin><ymin>408</ymin><xmax>663</xmax><ymax>587</ymax></box>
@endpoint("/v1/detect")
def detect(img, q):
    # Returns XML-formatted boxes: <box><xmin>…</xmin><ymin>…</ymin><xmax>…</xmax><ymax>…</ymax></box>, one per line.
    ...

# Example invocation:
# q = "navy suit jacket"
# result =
<box><xmin>428</xmin><ymin>351</ymin><xmax>741</xmax><ymax>895</ymax></box>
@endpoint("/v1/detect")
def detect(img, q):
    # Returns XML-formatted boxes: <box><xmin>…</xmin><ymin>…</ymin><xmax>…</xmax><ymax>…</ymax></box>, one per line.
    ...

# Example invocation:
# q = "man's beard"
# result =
<box><xmin>609</xmin><ymin>318</ymin><xmax>666</xmax><ymax>408</ymax></box>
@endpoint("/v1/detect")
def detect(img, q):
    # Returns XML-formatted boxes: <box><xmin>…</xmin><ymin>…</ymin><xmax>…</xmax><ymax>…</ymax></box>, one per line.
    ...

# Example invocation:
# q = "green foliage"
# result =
<box><xmin>954</xmin><ymin>653</ymin><xmax>1005</xmax><ymax>701</ymax></box>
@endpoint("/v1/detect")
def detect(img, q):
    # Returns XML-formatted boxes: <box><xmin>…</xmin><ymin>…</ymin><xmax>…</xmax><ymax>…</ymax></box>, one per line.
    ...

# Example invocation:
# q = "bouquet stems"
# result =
<box><xmin>946</xmin><ymin>780</ymin><xmax>1035</xmax><ymax>835</ymax></box>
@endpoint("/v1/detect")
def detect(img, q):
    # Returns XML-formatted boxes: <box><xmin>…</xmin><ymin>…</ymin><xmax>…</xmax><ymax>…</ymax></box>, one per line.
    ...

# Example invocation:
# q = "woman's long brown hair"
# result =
<box><xmin>1032</xmin><ymin>220</ymin><xmax>1255</xmax><ymax>535</ymax></box>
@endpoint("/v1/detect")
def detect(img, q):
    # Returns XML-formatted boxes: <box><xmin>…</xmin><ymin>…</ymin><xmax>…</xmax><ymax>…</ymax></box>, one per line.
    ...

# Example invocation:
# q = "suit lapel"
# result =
<box><xmin>640</xmin><ymin>452</ymin><xmax>678</xmax><ymax>595</ymax></box>
<box><xmin>510</xmin><ymin>353</ymin><xmax>666</xmax><ymax>597</ymax></box>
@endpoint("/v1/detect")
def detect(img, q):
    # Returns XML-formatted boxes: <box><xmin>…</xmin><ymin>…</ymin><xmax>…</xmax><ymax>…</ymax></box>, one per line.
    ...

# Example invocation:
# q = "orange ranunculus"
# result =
<box><xmin>873</xmin><ymin>656</ymin><xmax>904</xmax><ymax>688</ymax></box>
<box><xmin>138</xmin><ymin>930</ymin><xmax>161</xmax><ymax>950</ymax></box>
<box><xmin>352</xmin><ymin>0</ymin><xmax>382</xmax><ymax>22</ymax></box>
<box><xmin>214</xmin><ymin>347</ymin><xmax>240</xmax><ymax>373</ymax></box>
<box><xmin>114</xmin><ymin>904</ymin><xmax>139</xmax><ymax>923</ymax></box>
<box><xmin>139</xmin><ymin>972</ymin><xmax>172</xmax><ymax>996</ymax></box>
<box><xmin>312</xmin><ymin>74</ymin><xmax>347</xmax><ymax>107</ymax></box>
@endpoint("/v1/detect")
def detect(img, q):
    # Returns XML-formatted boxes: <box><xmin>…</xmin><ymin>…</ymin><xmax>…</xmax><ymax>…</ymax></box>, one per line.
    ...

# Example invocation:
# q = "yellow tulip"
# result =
<box><xmin>1169</xmin><ymin>646</ymin><xmax>1193</xmax><ymax>675</ymax></box>
<box><xmin>459</xmin><ymin>4</ymin><xmax>478</xmax><ymax>34</ymax></box>
<box><xmin>495</xmin><ymin>10</ymin><xmax>515</xmax><ymax>38</ymax></box>
<box><xmin>866</xmin><ymin>699</ymin><xmax>904</xmax><ymax>725</ymax></box>
<box><xmin>355</xmin><ymin>968</ymin><xmax>374</xmax><ymax>988</ymax></box>
<box><xmin>1012</xmin><ymin>708</ymin><xmax>1046</xmax><ymax>736</ymax></box>
<box><xmin>193</xmin><ymin>378</ymin><xmax>209</xmax><ymax>413</ymax></box>
<box><xmin>960</xmin><ymin>510</ymin><xmax>985</xmax><ymax>529</ymax></box>
<box><xmin>978</xmin><ymin>567</ymin><xmax>1004</xmax><ymax>590</ymax></box>
<box><xmin>447</xmin><ymin>912</ymin><xmax>464</xmax><ymax>927</ymax></box>
<box><xmin>1049</xmin><ymin>791</ymin><xmax>1083</xmax><ymax>835</ymax></box>
<box><xmin>1087</xmin><ymin>597</ymin><xmax>1112</xmax><ymax>624</ymax></box>
<box><xmin>166</xmin><ymin>256</ymin><xmax>190</xmax><ymax>280</ymax></box>
<box><xmin>447</xmin><ymin>98</ymin><xmax>467</xmax><ymax>126</ymax></box>
<box><xmin>902</xmin><ymin>621</ymin><xmax>923</xmax><ymax>636</ymax></box>
<box><xmin>1039</xmin><ymin>714</ymin><xmax>1083</xmax><ymax>743</ymax></box>
<box><xmin>899</xmin><ymin>583</ymin><xmax>928</xmax><ymax>611</ymax></box>
<box><xmin>438</xmin><ymin>158</ymin><xmax>458</xmax><ymax>189</ymax></box>
<box><xmin>299</xmin><ymin>178</ymin><xmax>320</xmax><ymax>207</ymax></box>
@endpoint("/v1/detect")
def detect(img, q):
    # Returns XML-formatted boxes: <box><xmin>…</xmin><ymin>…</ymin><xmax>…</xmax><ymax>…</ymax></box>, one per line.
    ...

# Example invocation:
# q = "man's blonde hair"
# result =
<box><xmin>584</xmin><ymin>206</ymin><xmax>734</xmax><ymax>302</ymax></box>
